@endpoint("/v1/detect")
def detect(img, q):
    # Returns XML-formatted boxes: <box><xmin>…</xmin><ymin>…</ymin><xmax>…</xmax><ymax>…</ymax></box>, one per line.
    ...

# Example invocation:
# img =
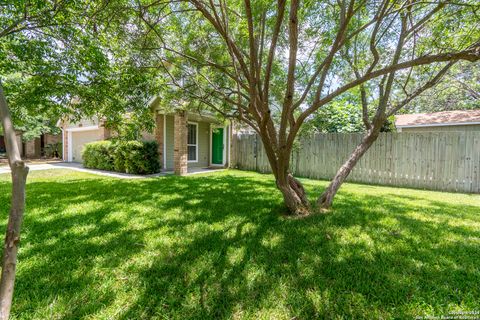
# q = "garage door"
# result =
<box><xmin>71</xmin><ymin>130</ymin><xmax>103</xmax><ymax>163</ymax></box>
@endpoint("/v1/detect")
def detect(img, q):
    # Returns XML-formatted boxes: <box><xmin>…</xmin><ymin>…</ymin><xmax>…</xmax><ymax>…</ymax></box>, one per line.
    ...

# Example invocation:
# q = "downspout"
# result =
<box><xmin>163</xmin><ymin>114</ymin><xmax>166</xmax><ymax>170</ymax></box>
<box><xmin>60</xmin><ymin>128</ymin><xmax>65</xmax><ymax>161</ymax></box>
<box><xmin>227</xmin><ymin>124</ymin><xmax>231</xmax><ymax>168</ymax></box>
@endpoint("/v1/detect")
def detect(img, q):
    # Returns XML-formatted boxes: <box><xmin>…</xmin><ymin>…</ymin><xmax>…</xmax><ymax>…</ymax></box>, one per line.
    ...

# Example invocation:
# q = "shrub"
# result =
<box><xmin>82</xmin><ymin>141</ymin><xmax>115</xmax><ymax>171</ymax></box>
<box><xmin>113</xmin><ymin>142</ymin><xmax>128</xmax><ymax>173</ymax></box>
<box><xmin>114</xmin><ymin>140</ymin><xmax>161</xmax><ymax>174</ymax></box>
<box><xmin>82</xmin><ymin>140</ymin><xmax>160</xmax><ymax>175</ymax></box>
<box><xmin>44</xmin><ymin>142</ymin><xmax>63</xmax><ymax>158</ymax></box>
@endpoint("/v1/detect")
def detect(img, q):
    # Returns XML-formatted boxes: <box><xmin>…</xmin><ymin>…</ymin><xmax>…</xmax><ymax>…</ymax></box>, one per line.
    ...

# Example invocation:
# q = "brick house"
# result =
<box><xmin>0</xmin><ymin>131</ymin><xmax>61</xmax><ymax>158</ymax></box>
<box><xmin>59</xmin><ymin>101</ymin><xmax>236</xmax><ymax>175</ymax></box>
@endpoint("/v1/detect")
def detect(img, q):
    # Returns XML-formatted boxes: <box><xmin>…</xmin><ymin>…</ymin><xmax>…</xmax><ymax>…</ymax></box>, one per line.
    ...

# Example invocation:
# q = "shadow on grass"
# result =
<box><xmin>0</xmin><ymin>171</ymin><xmax>478</xmax><ymax>319</ymax></box>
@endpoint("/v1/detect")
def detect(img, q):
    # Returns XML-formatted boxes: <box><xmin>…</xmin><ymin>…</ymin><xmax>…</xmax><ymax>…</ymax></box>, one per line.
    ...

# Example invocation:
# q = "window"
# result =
<box><xmin>187</xmin><ymin>123</ymin><xmax>198</xmax><ymax>162</ymax></box>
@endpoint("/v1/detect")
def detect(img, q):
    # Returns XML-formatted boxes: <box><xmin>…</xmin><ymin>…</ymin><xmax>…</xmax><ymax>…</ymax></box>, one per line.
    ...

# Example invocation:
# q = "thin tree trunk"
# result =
<box><xmin>0</xmin><ymin>82</ymin><xmax>29</xmax><ymax>320</ymax></box>
<box><xmin>317</xmin><ymin>129</ymin><xmax>379</xmax><ymax>209</ymax></box>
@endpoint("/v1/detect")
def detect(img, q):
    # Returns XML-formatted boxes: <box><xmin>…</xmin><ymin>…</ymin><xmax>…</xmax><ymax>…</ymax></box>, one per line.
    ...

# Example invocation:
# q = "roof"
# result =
<box><xmin>395</xmin><ymin>110</ymin><xmax>480</xmax><ymax>128</ymax></box>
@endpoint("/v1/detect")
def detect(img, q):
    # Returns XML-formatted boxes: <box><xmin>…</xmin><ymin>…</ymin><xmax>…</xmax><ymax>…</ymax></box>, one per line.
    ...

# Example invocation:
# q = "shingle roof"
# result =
<box><xmin>394</xmin><ymin>110</ymin><xmax>480</xmax><ymax>127</ymax></box>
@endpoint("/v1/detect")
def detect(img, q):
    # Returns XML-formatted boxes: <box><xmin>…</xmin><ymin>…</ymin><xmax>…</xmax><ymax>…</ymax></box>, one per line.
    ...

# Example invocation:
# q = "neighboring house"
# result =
<box><xmin>23</xmin><ymin>133</ymin><xmax>62</xmax><ymax>158</ymax></box>
<box><xmin>395</xmin><ymin>110</ymin><xmax>480</xmax><ymax>132</ymax></box>
<box><xmin>59</xmin><ymin>100</ymin><xmax>236</xmax><ymax>175</ymax></box>
<box><xmin>0</xmin><ymin>131</ymin><xmax>61</xmax><ymax>158</ymax></box>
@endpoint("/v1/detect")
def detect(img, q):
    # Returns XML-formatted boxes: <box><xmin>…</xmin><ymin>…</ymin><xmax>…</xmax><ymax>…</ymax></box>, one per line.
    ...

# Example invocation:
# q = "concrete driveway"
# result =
<box><xmin>0</xmin><ymin>162</ymin><xmax>167</xmax><ymax>179</ymax></box>
<box><xmin>0</xmin><ymin>162</ymin><xmax>225</xmax><ymax>179</ymax></box>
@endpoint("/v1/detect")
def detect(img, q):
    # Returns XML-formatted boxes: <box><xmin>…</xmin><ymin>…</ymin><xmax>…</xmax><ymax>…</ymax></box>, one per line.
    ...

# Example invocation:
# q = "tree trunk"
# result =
<box><xmin>259</xmin><ymin>134</ymin><xmax>311</xmax><ymax>216</ymax></box>
<box><xmin>277</xmin><ymin>172</ymin><xmax>310</xmax><ymax>215</ymax></box>
<box><xmin>0</xmin><ymin>82</ymin><xmax>29</xmax><ymax>320</ymax></box>
<box><xmin>318</xmin><ymin>129</ymin><xmax>379</xmax><ymax>210</ymax></box>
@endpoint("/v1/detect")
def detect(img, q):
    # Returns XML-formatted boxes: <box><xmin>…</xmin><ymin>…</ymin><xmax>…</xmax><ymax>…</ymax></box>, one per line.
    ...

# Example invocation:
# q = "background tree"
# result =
<box><xmin>131</xmin><ymin>0</ymin><xmax>479</xmax><ymax>214</ymax></box>
<box><xmin>299</xmin><ymin>89</ymin><xmax>395</xmax><ymax>135</ymax></box>
<box><xmin>402</xmin><ymin>61</ymin><xmax>479</xmax><ymax>112</ymax></box>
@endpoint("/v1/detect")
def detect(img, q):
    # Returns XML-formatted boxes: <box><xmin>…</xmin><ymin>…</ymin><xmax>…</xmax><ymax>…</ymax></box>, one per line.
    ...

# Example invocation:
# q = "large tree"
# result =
<box><xmin>0</xmin><ymin>1</ymin><xmax>91</xmax><ymax>316</ymax></box>
<box><xmin>132</xmin><ymin>0</ymin><xmax>479</xmax><ymax>214</ymax></box>
<box><xmin>0</xmin><ymin>1</ymin><xmax>161</xmax><ymax>317</ymax></box>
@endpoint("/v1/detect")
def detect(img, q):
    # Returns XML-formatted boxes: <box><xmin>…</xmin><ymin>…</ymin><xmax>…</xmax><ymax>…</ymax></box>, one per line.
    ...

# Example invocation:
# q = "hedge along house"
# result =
<box><xmin>59</xmin><ymin>100</ymin><xmax>234</xmax><ymax>175</ymax></box>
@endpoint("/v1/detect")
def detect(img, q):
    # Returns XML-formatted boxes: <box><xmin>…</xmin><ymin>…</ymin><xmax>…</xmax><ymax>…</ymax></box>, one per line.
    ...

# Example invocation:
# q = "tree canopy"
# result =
<box><xmin>1</xmin><ymin>0</ymin><xmax>479</xmax><ymax>212</ymax></box>
<box><xmin>0</xmin><ymin>0</ymin><xmax>162</xmax><ymax>139</ymax></box>
<box><xmin>126</xmin><ymin>0</ymin><xmax>479</xmax><ymax>213</ymax></box>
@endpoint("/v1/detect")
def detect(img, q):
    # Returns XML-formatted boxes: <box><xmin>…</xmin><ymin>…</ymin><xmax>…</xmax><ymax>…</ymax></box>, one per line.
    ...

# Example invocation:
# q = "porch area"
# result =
<box><xmin>152</xmin><ymin>110</ymin><xmax>232</xmax><ymax>176</ymax></box>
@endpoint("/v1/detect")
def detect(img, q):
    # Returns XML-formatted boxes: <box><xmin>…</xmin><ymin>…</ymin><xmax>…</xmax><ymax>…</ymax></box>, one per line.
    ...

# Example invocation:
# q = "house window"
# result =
<box><xmin>187</xmin><ymin>123</ymin><xmax>198</xmax><ymax>162</ymax></box>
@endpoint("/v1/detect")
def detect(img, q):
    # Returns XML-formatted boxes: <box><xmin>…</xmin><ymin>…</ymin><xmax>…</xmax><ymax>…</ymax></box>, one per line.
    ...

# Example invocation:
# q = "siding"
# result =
<box><xmin>189</xmin><ymin>121</ymin><xmax>210</xmax><ymax>168</ymax></box>
<box><xmin>162</xmin><ymin>114</ymin><xmax>228</xmax><ymax>171</ymax></box>
<box><xmin>65</xmin><ymin>117</ymin><xmax>98</xmax><ymax>130</ymax></box>
<box><xmin>141</xmin><ymin>130</ymin><xmax>155</xmax><ymax>141</ymax></box>
<box><xmin>401</xmin><ymin>124</ymin><xmax>480</xmax><ymax>132</ymax></box>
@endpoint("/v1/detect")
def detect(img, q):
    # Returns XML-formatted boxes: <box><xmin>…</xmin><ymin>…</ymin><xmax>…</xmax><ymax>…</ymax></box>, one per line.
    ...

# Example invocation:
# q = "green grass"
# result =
<box><xmin>0</xmin><ymin>169</ymin><xmax>479</xmax><ymax>319</ymax></box>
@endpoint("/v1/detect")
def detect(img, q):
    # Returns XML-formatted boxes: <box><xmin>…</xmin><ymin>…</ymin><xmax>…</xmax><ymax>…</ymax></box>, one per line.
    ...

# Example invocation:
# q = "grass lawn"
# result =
<box><xmin>0</xmin><ymin>169</ymin><xmax>479</xmax><ymax>319</ymax></box>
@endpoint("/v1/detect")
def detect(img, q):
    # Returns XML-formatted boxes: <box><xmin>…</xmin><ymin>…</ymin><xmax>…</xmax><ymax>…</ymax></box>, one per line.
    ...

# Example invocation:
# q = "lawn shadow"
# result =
<box><xmin>0</xmin><ymin>171</ymin><xmax>478</xmax><ymax>319</ymax></box>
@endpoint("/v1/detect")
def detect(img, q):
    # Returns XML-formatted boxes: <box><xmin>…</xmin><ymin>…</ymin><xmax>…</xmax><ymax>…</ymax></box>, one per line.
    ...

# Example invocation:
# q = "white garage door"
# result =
<box><xmin>71</xmin><ymin>130</ymin><xmax>103</xmax><ymax>163</ymax></box>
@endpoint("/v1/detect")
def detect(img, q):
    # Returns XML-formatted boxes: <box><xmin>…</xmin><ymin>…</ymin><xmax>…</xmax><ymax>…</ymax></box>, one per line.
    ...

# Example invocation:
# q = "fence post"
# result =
<box><xmin>254</xmin><ymin>134</ymin><xmax>258</xmax><ymax>172</ymax></box>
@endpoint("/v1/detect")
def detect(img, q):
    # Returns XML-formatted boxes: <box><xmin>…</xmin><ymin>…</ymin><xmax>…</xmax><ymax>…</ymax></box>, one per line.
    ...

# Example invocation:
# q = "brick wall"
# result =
<box><xmin>63</xmin><ymin>128</ymin><xmax>68</xmax><ymax>161</ymax></box>
<box><xmin>24</xmin><ymin>139</ymin><xmax>38</xmax><ymax>158</ymax></box>
<box><xmin>45</xmin><ymin>134</ymin><xmax>61</xmax><ymax>145</ymax></box>
<box><xmin>174</xmin><ymin>111</ymin><xmax>188</xmax><ymax>175</ymax></box>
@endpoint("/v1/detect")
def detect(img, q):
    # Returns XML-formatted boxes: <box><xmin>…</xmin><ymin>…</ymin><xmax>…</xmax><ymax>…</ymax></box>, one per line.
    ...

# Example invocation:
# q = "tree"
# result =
<box><xmin>132</xmin><ymin>0</ymin><xmax>479</xmax><ymax>214</ymax></box>
<box><xmin>0</xmin><ymin>1</ymin><xmax>159</xmax><ymax>317</ymax></box>
<box><xmin>0</xmin><ymin>82</ymin><xmax>28</xmax><ymax>320</ymax></box>
<box><xmin>0</xmin><ymin>1</ymin><xmax>83</xmax><ymax>316</ymax></box>
<box><xmin>402</xmin><ymin>61</ymin><xmax>480</xmax><ymax>112</ymax></box>
<box><xmin>0</xmin><ymin>0</ymin><xmax>161</xmax><ymax>142</ymax></box>
<box><xmin>299</xmin><ymin>89</ymin><xmax>395</xmax><ymax>135</ymax></box>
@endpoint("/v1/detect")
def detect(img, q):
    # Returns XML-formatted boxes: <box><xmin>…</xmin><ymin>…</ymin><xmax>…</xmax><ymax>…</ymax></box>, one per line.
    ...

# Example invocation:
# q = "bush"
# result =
<box><xmin>44</xmin><ymin>142</ymin><xmax>63</xmax><ymax>158</ymax></box>
<box><xmin>113</xmin><ymin>142</ymin><xmax>128</xmax><ymax>173</ymax></box>
<box><xmin>82</xmin><ymin>141</ymin><xmax>115</xmax><ymax>171</ymax></box>
<box><xmin>114</xmin><ymin>140</ymin><xmax>161</xmax><ymax>174</ymax></box>
<box><xmin>82</xmin><ymin>140</ymin><xmax>160</xmax><ymax>174</ymax></box>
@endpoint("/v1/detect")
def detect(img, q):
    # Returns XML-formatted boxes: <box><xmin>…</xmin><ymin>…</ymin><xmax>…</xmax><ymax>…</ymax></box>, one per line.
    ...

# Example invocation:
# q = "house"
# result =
<box><xmin>395</xmin><ymin>110</ymin><xmax>480</xmax><ymax>132</ymax></box>
<box><xmin>59</xmin><ymin>100</ymin><xmax>236</xmax><ymax>175</ymax></box>
<box><xmin>0</xmin><ymin>131</ymin><xmax>61</xmax><ymax>158</ymax></box>
<box><xmin>23</xmin><ymin>133</ymin><xmax>62</xmax><ymax>158</ymax></box>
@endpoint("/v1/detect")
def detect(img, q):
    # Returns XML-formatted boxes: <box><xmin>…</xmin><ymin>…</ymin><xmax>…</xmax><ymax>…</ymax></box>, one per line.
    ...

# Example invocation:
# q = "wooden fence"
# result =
<box><xmin>233</xmin><ymin>132</ymin><xmax>480</xmax><ymax>193</ymax></box>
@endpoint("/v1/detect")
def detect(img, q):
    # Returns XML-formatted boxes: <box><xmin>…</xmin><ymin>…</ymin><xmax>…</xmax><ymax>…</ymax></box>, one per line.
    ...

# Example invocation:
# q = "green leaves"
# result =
<box><xmin>0</xmin><ymin>0</ymin><xmax>163</xmax><ymax>138</ymax></box>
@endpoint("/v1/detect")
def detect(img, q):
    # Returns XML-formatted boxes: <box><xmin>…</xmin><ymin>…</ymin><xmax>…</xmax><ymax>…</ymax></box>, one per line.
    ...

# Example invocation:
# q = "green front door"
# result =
<box><xmin>211</xmin><ymin>128</ymin><xmax>224</xmax><ymax>165</ymax></box>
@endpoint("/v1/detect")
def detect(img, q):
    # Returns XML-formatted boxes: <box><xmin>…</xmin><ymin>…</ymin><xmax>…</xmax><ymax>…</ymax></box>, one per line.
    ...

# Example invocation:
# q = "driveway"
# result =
<box><xmin>0</xmin><ymin>162</ymin><xmax>225</xmax><ymax>179</ymax></box>
<box><xmin>0</xmin><ymin>162</ymin><xmax>168</xmax><ymax>179</ymax></box>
